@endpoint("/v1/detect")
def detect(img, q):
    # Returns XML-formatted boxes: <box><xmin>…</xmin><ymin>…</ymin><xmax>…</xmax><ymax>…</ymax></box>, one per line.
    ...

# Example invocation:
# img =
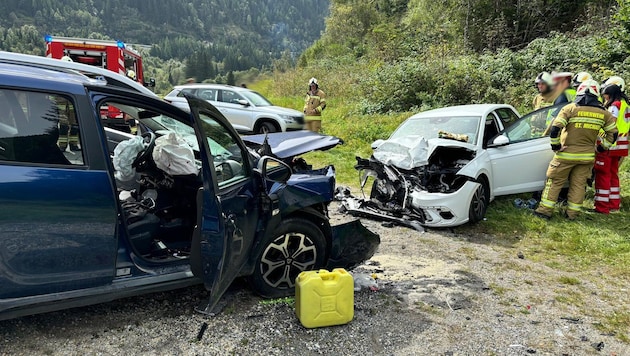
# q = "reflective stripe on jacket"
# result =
<box><xmin>609</xmin><ymin>99</ymin><xmax>630</xmax><ymax>156</ymax></box>
<box><xmin>303</xmin><ymin>89</ymin><xmax>326</xmax><ymax>117</ymax></box>
<box><xmin>552</xmin><ymin>103</ymin><xmax>618</xmax><ymax>163</ymax></box>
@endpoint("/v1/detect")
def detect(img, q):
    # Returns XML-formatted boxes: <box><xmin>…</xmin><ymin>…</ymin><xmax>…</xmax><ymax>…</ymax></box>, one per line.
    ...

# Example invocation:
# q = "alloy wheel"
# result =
<box><xmin>260</xmin><ymin>232</ymin><xmax>318</xmax><ymax>289</ymax></box>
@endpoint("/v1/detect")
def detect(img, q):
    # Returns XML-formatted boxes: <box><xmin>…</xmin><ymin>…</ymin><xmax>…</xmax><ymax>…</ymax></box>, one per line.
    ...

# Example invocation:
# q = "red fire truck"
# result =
<box><xmin>45</xmin><ymin>35</ymin><xmax>154</xmax><ymax>133</ymax></box>
<box><xmin>44</xmin><ymin>35</ymin><xmax>152</xmax><ymax>86</ymax></box>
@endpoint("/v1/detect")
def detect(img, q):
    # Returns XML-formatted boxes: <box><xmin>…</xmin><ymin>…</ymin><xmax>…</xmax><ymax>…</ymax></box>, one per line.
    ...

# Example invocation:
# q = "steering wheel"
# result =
<box><xmin>132</xmin><ymin>132</ymin><xmax>156</xmax><ymax>170</ymax></box>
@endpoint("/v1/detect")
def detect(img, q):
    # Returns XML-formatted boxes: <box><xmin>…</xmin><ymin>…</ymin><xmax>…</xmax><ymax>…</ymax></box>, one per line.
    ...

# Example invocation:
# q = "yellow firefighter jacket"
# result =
<box><xmin>551</xmin><ymin>103</ymin><xmax>617</xmax><ymax>163</ymax></box>
<box><xmin>532</xmin><ymin>92</ymin><xmax>557</xmax><ymax>111</ymax></box>
<box><xmin>303</xmin><ymin>89</ymin><xmax>326</xmax><ymax>120</ymax></box>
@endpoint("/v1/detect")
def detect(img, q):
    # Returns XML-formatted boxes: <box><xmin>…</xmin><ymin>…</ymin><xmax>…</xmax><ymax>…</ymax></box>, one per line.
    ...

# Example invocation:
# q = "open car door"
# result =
<box><xmin>187</xmin><ymin>94</ymin><xmax>259</xmax><ymax>314</ymax></box>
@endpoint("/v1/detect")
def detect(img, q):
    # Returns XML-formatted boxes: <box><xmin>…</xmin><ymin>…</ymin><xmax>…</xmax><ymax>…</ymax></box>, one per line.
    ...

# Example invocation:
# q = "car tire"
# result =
<box><xmin>468</xmin><ymin>178</ymin><xmax>489</xmax><ymax>224</ymax></box>
<box><xmin>249</xmin><ymin>218</ymin><xmax>327</xmax><ymax>298</ymax></box>
<box><xmin>258</xmin><ymin>121</ymin><xmax>277</xmax><ymax>134</ymax></box>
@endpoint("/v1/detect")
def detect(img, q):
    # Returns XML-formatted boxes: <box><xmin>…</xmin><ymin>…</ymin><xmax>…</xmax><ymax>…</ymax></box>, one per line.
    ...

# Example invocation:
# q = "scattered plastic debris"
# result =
<box><xmin>592</xmin><ymin>341</ymin><xmax>605</xmax><ymax>351</ymax></box>
<box><xmin>514</xmin><ymin>198</ymin><xmax>538</xmax><ymax>209</ymax></box>
<box><xmin>196</xmin><ymin>322</ymin><xmax>208</xmax><ymax>341</ymax></box>
<box><xmin>353</xmin><ymin>273</ymin><xmax>378</xmax><ymax>291</ymax></box>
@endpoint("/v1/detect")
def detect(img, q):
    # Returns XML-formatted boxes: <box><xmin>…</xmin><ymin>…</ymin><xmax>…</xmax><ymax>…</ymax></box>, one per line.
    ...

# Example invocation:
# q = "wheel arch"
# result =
<box><xmin>241</xmin><ymin>205</ymin><xmax>332</xmax><ymax>277</ymax></box>
<box><xmin>253</xmin><ymin>117</ymin><xmax>283</xmax><ymax>133</ymax></box>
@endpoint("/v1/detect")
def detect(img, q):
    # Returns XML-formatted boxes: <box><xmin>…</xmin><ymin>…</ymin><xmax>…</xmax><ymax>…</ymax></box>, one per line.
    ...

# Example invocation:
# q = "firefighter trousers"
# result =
<box><xmin>594</xmin><ymin>153</ymin><xmax>621</xmax><ymax>213</ymax></box>
<box><xmin>535</xmin><ymin>157</ymin><xmax>593</xmax><ymax>219</ymax></box>
<box><xmin>305</xmin><ymin>117</ymin><xmax>322</xmax><ymax>132</ymax></box>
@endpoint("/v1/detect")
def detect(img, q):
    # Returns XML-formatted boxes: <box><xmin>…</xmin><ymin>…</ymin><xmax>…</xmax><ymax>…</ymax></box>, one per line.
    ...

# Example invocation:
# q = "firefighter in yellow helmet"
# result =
<box><xmin>534</xmin><ymin>79</ymin><xmax>618</xmax><ymax>220</ymax></box>
<box><xmin>303</xmin><ymin>78</ymin><xmax>326</xmax><ymax>132</ymax></box>
<box><xmin>532</xmin><ymin>72</ymin><xmax>555</xmax><ymax>110</ymax></box>
<box><xmin>126</xmin><ymin>69</ymin><xmax>136</xmax><ymax>81</ymax></box>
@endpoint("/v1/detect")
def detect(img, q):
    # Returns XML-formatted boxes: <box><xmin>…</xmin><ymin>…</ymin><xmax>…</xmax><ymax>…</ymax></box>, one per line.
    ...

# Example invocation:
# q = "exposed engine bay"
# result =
<box><xmin>339</xmin><ymin>138</ymin><xmax>477</xmax><ymax>230</ymax></box>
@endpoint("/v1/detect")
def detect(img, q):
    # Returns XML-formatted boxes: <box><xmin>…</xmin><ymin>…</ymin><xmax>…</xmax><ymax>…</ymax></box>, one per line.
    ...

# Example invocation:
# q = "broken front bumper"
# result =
<box><xmin>409</xmin><ymin>180</ymin><xmax>480</xmax><ymax>227</ymax></box>
<box><xmin>326</xmin><ymin>220</ymin><xmax>380</xmax><ymax>270</ymax></box>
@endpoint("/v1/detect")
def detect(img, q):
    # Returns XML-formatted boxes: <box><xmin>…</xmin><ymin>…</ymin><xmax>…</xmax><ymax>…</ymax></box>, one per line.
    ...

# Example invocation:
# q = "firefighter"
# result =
<box><xmin>126</xmin><ymin>70</ymin><xmax>136</xmax><ymax>81</ymax></box>
<box><xmin>552</xmin><ymin>71</ymin><xmax>577</xmax><ymax>104</ymax></box>
<box><xmin>593</xmin><ymin>82</ymin><xmax>630</xmax><ymax>213</ymax></box>
<box><xmin>534</xmin><ymin>79</ymin><xmax>618</xmax><ymax>220</ymax></box>
<box><xmin>532</xmin><ymin>72</ymin><xmax>555</xmax><ymax>110</ymax></box>
<box><xmin>303</xmin><ymin>78</ymin><xmax>326</xmax><ymax>132</ymax></box>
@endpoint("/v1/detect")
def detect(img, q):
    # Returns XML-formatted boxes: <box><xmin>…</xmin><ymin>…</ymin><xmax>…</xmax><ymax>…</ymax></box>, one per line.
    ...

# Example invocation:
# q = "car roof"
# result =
<box><xmin>0</xmin><ymin>51</ymin><xmax>157</xmax><ymax>97</ymax></box>
<box><xmin>171</xmin><ymin>84</ymin><xmax>250</xmax><ymax>92</ymax></box>
<box><xmin>0</xmin><ymin>61</ymin><xmax>104</xmax><ymax>94</ymax></box>
<box><xmin>408</xmin><ymin>104</ymin><xmax>516</xmax><ymax>119</ymax></box>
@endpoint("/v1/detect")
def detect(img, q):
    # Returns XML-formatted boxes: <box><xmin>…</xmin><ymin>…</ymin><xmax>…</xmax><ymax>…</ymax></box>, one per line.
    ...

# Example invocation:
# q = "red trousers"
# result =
<box><xmin>594</xmin><ymin>153</ymin><xmax>621</xmax><ymax>213</ymax></box>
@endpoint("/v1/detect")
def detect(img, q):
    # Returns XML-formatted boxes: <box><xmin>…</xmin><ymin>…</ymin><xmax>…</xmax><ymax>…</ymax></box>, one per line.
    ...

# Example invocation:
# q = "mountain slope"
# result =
<box><xmin>0</xmin><ymin>0</ymin><xmax>329</xmax><ymax>71</ymax></box>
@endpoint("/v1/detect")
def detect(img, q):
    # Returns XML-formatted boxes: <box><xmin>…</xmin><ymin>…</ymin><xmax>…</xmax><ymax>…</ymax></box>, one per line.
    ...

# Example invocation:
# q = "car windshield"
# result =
<box><xmin>241</xmin><ymin>91</ymin><xmax>272</xmax><ymax>106</ymax></box>
<box><xmin>140</xmin><ymin>114</ymin><xmax>232</xmax><ymax>158</ymax></box>
<box><xmin>390</xmin><ymin>116</ymin><xmax>482</xmax><ymax>145</ymax></box>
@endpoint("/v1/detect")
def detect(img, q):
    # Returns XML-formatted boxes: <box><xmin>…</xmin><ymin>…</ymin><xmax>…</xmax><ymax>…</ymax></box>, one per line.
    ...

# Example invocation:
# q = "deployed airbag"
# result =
<box><xmin>113</xmin><ymin>136</ymin><xmax>145</xmax><ymax>181</ymax></box>
<box><xmin>152</xmin><ymin>132</ymin><xmax>199</xmax><ymax>176</ymax></box>
<box><xmin>373</xmin><ymin>135</ymin><xmax>429</xmax><ymax>170</ymax></box>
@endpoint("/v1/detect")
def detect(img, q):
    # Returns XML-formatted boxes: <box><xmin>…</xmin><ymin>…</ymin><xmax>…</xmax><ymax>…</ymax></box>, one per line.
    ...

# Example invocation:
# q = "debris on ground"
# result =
<box><xmin>592</xmin><ymin>341</ymin><xmax>605</xmax><ymax>351</ymax></box>
<box><xmin>335</xmin><ymin>186</ymin><xmax>424</xmax><ymax>232</ymax></box>
<box><xmin>352</xmin><ymin>273</ymin><xmax>379</xmax><ymax>291</ymax></box>
<box><xmin>196</xmin><ymin>322</ymin><xmax>208</xmax><ymax>341</ymax></box>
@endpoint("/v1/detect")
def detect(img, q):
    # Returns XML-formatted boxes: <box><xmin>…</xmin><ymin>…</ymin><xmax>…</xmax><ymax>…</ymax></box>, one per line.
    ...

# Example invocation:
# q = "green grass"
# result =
<box><xmin>558</xmin><ymin>276</ymin><xmax>581</xmax><ymax>285</ymax></box>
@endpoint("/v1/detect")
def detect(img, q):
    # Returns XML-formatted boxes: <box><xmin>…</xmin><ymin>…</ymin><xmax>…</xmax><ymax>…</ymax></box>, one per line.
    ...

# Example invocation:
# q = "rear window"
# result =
<box><xmin>0</xmin><ymin>89</ymin><xmax>84</xmax><ymax>166</ymax></box>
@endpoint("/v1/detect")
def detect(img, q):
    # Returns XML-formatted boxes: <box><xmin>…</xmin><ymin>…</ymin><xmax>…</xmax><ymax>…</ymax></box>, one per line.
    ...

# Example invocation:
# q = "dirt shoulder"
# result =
<box><xmin>0</xmin><ymin>211</ymin><xmax>628</xmax><ymax>355</ymax></box>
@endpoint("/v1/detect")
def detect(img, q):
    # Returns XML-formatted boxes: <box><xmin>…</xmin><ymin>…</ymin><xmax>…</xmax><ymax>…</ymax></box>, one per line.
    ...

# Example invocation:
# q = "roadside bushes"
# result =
<box><xmin>355</xmin><ymin>32</ymin><xmax>630</xmax><ymax>114</ymax></box>
<box><xmin>359</xmin><ymin>55</ymin><xmax>493</xmax><ymax>114</ymax></box>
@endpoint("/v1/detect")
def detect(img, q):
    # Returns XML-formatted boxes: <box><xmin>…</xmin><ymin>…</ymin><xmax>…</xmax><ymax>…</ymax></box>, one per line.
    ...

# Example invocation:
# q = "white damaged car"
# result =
<box><xmin>346</xmin><ymin>103</ymin><xmax>568</xmax><ymax>228</ymax></box>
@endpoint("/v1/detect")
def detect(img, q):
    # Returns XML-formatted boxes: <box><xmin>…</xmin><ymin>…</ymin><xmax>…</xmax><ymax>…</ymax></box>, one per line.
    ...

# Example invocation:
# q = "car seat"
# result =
<box><xmin>13</xmin><ymin>95</ymin><xmax>70</xmax><ymax>165</ymax></box>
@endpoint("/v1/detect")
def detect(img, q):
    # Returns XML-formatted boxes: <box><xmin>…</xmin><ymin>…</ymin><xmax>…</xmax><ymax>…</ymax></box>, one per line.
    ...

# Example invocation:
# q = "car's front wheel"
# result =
<box><xmin>258</xmin><ymin>121</ymin><xmax>278</xmax><ymax>134</ymax></box>
<box><xmin>468</xmin><ymin>179</ymin><xmax>489</xmax><ymax>223</ymax></box>
<box><xmin>249</xmin><ymin>218</ymin><xmax>327</xmax><ymax>298</ymax></box>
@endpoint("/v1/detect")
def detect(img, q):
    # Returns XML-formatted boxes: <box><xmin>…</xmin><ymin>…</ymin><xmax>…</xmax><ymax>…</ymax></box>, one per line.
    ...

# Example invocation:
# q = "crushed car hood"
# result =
<box><xmin>372</xmin><ymin>136</ymin><xmax>476</xmax><ymax>170</ymax></box>
<box><xmin>242</xmin><ymin>131</ymin><xmax>343</xmax><ymax>159</ymax></box>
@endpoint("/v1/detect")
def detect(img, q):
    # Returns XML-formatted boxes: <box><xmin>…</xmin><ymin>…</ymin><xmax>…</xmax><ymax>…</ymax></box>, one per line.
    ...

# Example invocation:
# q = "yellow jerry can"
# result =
<box><xmin>295</xmin><ymin>268</ymin><xmax>354</xmax><ymax>328</ymax></box>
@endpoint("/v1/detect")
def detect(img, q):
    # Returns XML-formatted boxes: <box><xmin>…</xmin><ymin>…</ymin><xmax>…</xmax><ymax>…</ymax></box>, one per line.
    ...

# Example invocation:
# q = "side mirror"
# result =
<box><xmin>256</xmin><ymin>156</ymin><xmax>291</xmax><ymax>184</ymax></box>
<box><xmin>371</xmin><ymin>139</ymin><xmax>385</xmax><ymax>149</ymax></box>
<box><xmin>491</xmin><ymin>134</ymin><xmax>510</xmax><ymax>147</ymax></box>
<box><xmin>147</xmin><ymin>78</ymin><xmax>156</xmax><ymax>88</ymax></box>
<box><xmin>237</xmin><ymin>99</ymin><xmax>250</xmax><ymax>107</ymax></box>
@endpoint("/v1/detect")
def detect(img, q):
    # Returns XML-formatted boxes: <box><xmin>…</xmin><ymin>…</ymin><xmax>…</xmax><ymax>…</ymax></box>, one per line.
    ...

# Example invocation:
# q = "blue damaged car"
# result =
<box><xmin>0</xmin><ymin>62</ymin><xmax>379</xmax><ymax>320</ymax></box>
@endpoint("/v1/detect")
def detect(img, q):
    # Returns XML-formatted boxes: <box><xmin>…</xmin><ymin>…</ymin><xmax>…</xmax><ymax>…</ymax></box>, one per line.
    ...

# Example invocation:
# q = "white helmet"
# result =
<box><xmin>603</xmin><ymin>76</ymin><xmax>625</xmax><ymax>92</ymax></box>
<box><xmin>535</xmin><ymin>72</ymin><xmax>553</xmax><ymax>86</ymax></box>
<box><xmin>576</xmin><ymin>79</ymin><xmax>600</xmax><ymax>97</ymax></box>
<box><xmin>60</xmin><ymin>55</ymin><xmax>73</xmax><ymax>62</ymax></box>
<box><xmin>572</xmin><ymin>72</ymin><xmax>592</xmax><ymax>88</ymax></box>
<box><xmin>126</xmin><ymin>70</ymin><xmax>136</xmax><ymax>80</ymax></box>
<box><xmin>308</xmin><ymin>77</ymin><xmax>318</xmax><ymax>86</ymax></box>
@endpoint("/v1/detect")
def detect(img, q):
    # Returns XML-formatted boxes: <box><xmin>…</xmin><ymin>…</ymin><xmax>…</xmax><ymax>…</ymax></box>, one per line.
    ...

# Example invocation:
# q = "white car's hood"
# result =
<box><xmin>258</xmin><ymin>105</ymin><xmax>304</xmax><ymax>117</ymax></box>
<box><xmin>373</xmin><ymin>135</ymin><xmax>476</xmax><ymax>170</ymax></box>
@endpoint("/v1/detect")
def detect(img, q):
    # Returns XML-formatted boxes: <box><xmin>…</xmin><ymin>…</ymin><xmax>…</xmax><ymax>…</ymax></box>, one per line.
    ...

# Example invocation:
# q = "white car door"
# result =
<box><xmin>486</xmin><ymin>104</ymin><xmax>567</xmax><ymax>196</ymax></box>
<box><xmin>216</xmin><ymin>89</ymin><xmax>254</xmax><ymax>131</ymax></box>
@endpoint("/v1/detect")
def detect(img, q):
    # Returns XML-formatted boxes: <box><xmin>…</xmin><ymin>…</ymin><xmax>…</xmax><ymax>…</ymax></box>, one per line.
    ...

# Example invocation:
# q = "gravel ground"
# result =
<box><xmin>1</xmin><ymin>208</ymin><xmax>629</xmax><ymax>355</ymax></box>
